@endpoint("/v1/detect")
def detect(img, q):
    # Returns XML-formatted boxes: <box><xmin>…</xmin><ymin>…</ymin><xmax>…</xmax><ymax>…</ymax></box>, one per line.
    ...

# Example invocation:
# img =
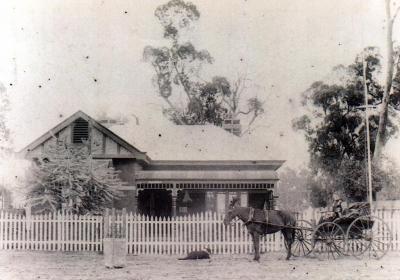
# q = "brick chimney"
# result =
<box><xmin>222</xmin><ymin>114</ymin><xmax>241</xmax><ymax>136</ymax></box>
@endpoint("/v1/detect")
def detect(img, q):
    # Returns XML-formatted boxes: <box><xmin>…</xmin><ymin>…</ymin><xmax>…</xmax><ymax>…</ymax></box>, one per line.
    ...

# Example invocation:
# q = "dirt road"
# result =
<box><xmin>0</xmin><ymin>251</ymin><xmax>399</xmax><ymax>280</ymax></box>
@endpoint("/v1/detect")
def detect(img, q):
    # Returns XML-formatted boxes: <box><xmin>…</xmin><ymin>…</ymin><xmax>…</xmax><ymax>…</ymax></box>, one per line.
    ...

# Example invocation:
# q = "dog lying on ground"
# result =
<box><xmin>178</xmin><ymin>248</ymin><xmax>211</xmax><ymax>260</ymax></box>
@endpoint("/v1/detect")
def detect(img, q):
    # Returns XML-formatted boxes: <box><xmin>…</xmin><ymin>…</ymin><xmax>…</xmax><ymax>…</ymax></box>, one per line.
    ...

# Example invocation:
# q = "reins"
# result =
<box><xmin>231</xmin><ymin>207</ymin><xmax>297</xmax><ymax>229</ymax></box>
<box><xmin>244</xmin><ymin>208</ymin><xmax>255</xmax><ymax>225</ymax></box>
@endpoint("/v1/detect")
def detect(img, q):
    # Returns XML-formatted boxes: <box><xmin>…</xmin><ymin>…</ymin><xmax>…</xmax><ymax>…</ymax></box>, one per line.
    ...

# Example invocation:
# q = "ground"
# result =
<box><xmin>1</xmin><ymin>251</ymin><xmax>400</xmax><ymax>280</ymax></box>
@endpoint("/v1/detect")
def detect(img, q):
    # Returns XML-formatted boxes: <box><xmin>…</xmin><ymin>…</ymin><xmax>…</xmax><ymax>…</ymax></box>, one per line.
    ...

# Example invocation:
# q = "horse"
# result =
<box><xmin>223</xmin><ymin>198</ymin><xmax>296</xmax><ymax>261</ymax></box>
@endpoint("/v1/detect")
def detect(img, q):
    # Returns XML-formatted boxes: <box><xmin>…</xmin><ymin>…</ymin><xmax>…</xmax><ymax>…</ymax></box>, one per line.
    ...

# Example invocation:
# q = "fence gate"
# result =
<box><xmin>103</xmin><ymin>208</ymin><xmax>127</xmax><ymax>267</ymax></box>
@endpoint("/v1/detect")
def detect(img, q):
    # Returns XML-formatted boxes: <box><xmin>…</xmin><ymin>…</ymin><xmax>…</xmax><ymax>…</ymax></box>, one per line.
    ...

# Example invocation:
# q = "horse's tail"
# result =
<box><xmin>280</xmin><ymin>210</ymin><xmax>296</xmax><ymax>226</ymax></box>
<box><xmin>282</xmin><ymin>210</ymin><xmax>297</xmax><ymax>239</ymax></box>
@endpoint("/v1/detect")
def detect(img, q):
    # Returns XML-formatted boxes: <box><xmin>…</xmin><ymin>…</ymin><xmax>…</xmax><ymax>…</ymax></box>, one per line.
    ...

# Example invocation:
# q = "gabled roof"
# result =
<box><xmin>17</xmin><ymin>110</ymin><xmax>284</xmax><ymax>165</ymax></box>
<box><xmin>109</xmin><ymin>122</ymin><xmax>280</xmax><ymax>161</ymax></box>
<box><xmin>18</xmin><ymin>110</ymin><xmax>150</xmax><ymax>162</ymax></box>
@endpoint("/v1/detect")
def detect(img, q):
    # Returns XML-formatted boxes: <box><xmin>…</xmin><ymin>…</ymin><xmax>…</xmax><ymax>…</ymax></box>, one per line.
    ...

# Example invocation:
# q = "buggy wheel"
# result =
<box><xmin>290</xmin><ymin>220</ymin><xmax>314</xmax><ymax>257</ymax></box>
<box><xmin>312</xmin><ymin>222</ymin><xmax>346</xmax><ymax>260</ymax></box>
<box><xmin>346</xmin><ymin>215</ymin><xmax>392</xmax><ymax>260</ymax></box>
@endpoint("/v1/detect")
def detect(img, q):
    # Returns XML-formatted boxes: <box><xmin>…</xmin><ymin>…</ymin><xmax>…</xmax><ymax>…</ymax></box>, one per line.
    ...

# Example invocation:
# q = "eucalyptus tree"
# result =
<box><xmin>374</xmin><ymin>0</ymin><xmax>400</xmax><ymax>157</ymax></box>
<box><xmin>143</xmin><ymin>0</ymin><xmax>264</xmax><ymax>133</ymax></box>
<box><xmin>294</xmin><ymin>48</ymin><xmax>398</xmax><ymax>204</ymax></box>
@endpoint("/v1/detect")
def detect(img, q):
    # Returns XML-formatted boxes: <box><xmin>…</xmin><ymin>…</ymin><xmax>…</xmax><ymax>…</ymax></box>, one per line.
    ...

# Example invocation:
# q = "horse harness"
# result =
<box><xmin>244</xmin><ymin>207</ymin><xmax>269</xmax><ymax>225</ymax></box>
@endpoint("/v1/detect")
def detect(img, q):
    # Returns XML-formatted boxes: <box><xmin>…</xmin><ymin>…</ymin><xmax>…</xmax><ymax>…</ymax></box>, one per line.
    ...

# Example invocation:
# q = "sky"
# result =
<box><xmin>0</xmin><ymin>0</ymin><xmax>399</xmax><ymax>169</ymax></box>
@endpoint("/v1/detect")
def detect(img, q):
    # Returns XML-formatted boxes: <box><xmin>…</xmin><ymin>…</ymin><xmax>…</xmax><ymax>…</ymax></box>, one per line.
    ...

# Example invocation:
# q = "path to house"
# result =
<box><xmin>0</xmin><ymin>251</ymin><xmax>399</xmax><ymax>280</ymax></box>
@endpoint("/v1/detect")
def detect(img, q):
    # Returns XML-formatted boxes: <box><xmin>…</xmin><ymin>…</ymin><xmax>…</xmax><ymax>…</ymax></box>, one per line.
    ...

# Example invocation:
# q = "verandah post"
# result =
<box><xmin>104</xmin><ymin>208</ymin><xmax>110</xmax><ymax>238</ymax></box>
<box><xmin>171</xmin><ymin>184</ymin><xmax>177</xmax><ymax>218</ymax></box>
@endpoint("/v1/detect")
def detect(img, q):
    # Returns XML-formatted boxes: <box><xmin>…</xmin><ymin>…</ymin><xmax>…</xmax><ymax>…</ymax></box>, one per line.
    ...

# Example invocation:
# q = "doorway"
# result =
<box><xmin>138</xmin><ymin>189</ymin><xmax>172</xmax><ymax>217</ymax></box>
<box><xmin>248</xmin><ymin>191</ymin><xmax>274</xmax><ymax>210</ymax></box>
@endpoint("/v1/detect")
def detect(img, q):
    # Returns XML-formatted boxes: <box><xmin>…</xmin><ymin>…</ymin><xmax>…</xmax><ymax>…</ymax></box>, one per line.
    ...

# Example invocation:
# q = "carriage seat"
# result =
<box><xmin>318</xmin><ymin>202</ymin><xmax>371</xmax><ymax>225</ymax></box>
<box><xmin>340</xmin><ymin>202</ymin><xmax>370</xmax><ymax>220</ymax></box>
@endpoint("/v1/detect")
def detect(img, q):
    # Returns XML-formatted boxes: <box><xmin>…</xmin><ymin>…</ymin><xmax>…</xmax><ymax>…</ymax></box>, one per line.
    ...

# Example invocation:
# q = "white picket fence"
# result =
<box><xmin>0</xmin><ymin>212</ymin><xmax>103</xmax><ymax>252</ymax></box>
<box><xmin>123</xmin><ymin>212</ymin><xmax>286</xmax><ymax>255</ymax></box>
<box><xmin>0</xmin><ymin>208</ymin><xmax>399</xmax><ymax>255</ymax></box>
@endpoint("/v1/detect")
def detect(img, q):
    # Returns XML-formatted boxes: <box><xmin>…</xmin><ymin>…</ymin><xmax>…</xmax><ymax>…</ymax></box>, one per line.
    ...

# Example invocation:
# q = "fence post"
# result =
<box><xmin>103</xmin><ymin>208</ymin><xmax>127</xmax><ymax>268</ymax></box>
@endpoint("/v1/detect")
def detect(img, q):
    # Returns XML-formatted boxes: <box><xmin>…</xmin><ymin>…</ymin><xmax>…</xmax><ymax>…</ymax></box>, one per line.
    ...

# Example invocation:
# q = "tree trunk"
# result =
<box><xmin>374</xmin><ymin>0</ymin><xmax>395</xmax><ymax>159</ymax></box>
<box><xmin>162</xmin><ymin>96</ymin><xmax>185</xmax><ymax>125</ymax></box>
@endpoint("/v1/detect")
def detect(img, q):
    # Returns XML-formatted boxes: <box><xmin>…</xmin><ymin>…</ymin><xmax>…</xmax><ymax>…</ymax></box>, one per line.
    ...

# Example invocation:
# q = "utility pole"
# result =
<box><xmin>362</xmin><ymin>58</ymin><xmax>373</xmax><ymax>209</ymax></box>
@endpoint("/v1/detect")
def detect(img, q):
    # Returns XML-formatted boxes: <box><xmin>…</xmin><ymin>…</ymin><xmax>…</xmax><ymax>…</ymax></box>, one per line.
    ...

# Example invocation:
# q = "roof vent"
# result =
<box><xmin>72</xmin><ymin>118</ymin><xmax>89</xmax><ymax>143</ymax></box>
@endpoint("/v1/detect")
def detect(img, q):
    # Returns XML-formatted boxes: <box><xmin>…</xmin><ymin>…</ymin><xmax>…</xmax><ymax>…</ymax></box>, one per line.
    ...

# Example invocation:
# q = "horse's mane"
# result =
<box><xmin>230</xmin><ymin>197</ymin><xmax>240</xmax><ymax>207</ymax></box>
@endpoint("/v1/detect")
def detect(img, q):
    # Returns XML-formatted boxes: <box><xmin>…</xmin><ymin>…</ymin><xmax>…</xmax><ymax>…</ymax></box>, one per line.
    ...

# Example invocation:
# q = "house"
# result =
<box><xmin>19</xmin><ymin>110</ymin><xmax>284</xmax><ymax>217</ymax></box>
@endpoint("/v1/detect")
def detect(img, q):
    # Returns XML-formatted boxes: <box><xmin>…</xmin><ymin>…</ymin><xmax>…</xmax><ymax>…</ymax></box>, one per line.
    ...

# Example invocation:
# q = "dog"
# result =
<box><xmin>178</xmin><ymin>248</ymin><xmax>211</xmax><ymax>260</ymax></box>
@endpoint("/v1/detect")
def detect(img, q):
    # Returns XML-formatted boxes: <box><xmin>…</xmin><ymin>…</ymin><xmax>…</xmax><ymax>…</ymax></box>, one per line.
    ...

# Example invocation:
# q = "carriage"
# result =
<box><xmin>224</xmin><ymin>198</ymin><xmax>393</xmax><ymax>261</ymax></box>
<box><xmin>291</xmin><ymin>202</ymin><xmax>393</xmax><ymax>260</ymax></box>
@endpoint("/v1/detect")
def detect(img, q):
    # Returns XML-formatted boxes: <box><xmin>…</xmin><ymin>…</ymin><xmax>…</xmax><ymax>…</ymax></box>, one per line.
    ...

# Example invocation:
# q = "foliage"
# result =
<box><xmin>26</xmin><ymin>140</ymin><xmax>123</xmax><ymax>214</ymax></box>
<box><xmin>375</xmin><ymin>157</ymin><xmax>400</xmax><ymax>200</ymax></box>
<box><xmin>276</xmin><ymin>168</ymin><xmax>310</xmax><ymax>212</ymax></box>
<box><xmin>294</xmin><ymin>47</ymin><xmax>399</xmax><ymax>205</ymax></box>
<box><xmin>391</xmin><ymin>46</ymin><xmax>400</xmax><ymax>110</ymax></box>
<box><xmin>306</xmin><ymin>158</ymin><xmax>396</xmax><ymax>207</ymax></box>
<box><xmin>143</xmin><ymin>0</ymin><xmax>264</xmax><ymax>134</ymax></box>
<box><xmin>308</xmin><ymin>178</ymin><xmax>330</xmax><ymax>208</ymax></box>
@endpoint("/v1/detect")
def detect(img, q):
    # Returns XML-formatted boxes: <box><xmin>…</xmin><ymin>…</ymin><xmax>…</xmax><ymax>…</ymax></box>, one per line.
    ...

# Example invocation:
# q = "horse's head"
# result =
<box><xmin>223</xmin><ymin>197</ymin><xmax>240</xmax><ymax>226</ymax></box>
<box><xmin>223</xmin><ymin>208</ymin><xmax>236</xmax><ymax>226</ymax></box>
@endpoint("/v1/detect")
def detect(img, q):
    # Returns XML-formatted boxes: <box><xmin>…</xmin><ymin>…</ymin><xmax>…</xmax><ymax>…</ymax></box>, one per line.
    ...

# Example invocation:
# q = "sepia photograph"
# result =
<box><xmin>0</xmin><ymin>0</ymin><xmax>400</xmax><ymax>279</ymax></box>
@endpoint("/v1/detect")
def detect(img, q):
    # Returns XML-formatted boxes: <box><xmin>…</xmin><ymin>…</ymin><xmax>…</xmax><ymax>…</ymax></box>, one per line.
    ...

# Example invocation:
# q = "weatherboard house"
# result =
<box><xmin>19</xmin><ymin>111</ymin><xmax>284</xmax><ymax>217</ymax></box>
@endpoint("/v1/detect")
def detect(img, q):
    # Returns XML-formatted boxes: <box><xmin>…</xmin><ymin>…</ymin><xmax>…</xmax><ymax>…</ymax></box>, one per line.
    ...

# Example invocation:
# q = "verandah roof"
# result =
<box><xmin>135</xmin><ymin>170</ymin><xmax>278</xmax><ymax>182</ymax></box>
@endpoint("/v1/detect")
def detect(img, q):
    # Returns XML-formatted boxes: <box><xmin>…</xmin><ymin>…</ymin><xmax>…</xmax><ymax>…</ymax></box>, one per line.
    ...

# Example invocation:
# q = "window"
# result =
<box><xmin>72</xmin><ymin>118</ymin><xmax>89</xmax><ymax>143</ymax></box>
<box><xmin>240</xmin><ymin>192</ymin><xmax>248</xmax><ymax>207</ymax></box>
<box><xmin>216</xmin><ymin>192</ymin><xmax>226</xmax><ymax>213</ymax></box>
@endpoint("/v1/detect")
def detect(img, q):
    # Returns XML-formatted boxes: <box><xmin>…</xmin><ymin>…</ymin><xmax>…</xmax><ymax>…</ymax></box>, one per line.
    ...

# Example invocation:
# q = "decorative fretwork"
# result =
<box><xmin>136</xmin><ymin>182</ymin><xmax>274</xmax><ymax>190</ymax></box>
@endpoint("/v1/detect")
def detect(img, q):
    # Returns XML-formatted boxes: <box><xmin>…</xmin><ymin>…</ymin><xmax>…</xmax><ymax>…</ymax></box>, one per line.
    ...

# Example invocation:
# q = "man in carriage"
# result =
<box><xmin>318</xmin><ymin>193</ymin><xmax>344</xmax><ymax>224</ymax></box>
<box><xmin>319</xmin><ymin>193</ymin><xmax>370</xmax><ymax>224</ymax></box>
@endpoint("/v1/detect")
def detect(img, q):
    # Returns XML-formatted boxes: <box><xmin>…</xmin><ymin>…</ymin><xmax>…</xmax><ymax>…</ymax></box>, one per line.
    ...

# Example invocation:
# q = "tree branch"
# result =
<box><xmin>237</xmin><ymin>109</ymin><xmax>252</xmax><ymax>115</ymax></box>
<box><xmin>173</xmin><ymin>62</ymin><xmax>193</xmax><ymax>102</ymax></box>
<box><xmin>162</xmin><ymin>96</ymin><xmax>185</xmax><ymax>125</ymax></box>
<box><xmin>221</xmin><ymin>96</ymin><xmax>234</xmax><ymax>112</ymax></box>
<box><xmin>240</xmin><ymin>112</ymin><xmax>260</xmax><ymax>136</ymax></box>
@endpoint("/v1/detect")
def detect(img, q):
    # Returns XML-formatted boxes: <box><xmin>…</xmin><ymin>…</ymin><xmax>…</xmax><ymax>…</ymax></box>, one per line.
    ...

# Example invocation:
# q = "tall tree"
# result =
<box><xmin>26</xmin><ymin>140</ymin><xmax>123</xmax><ymax>214</ymax></box>
<box><xmin>294</xmin><ymin>48</ymin><xmax>398</xmax><ymax>204</ymax></box>
<box><xmin>143</xmin><ymin>0</ymin><xmax>264</xmax><ymax>134</ymax></box>
<box><xmin>277</xmin><ymin>168</ymin><xmax>310</xmax><ymax>211</ymax></box>
<box><xmin>374</xmin><ymin>0</ymin><xmax>400</xmax><ymax>158</ymax></box>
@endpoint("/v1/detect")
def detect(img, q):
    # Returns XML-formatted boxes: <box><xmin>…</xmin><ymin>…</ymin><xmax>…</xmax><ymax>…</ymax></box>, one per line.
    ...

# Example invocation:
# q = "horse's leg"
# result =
<box><xmin>282</xmin><ymin>229</ymin><xmax>294</xmax><ymax>260</ymax></box>
<box><xmin>251</xmin><ymin>232</ymin><xmax>260</xmax><ymax>261</ymax></box>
